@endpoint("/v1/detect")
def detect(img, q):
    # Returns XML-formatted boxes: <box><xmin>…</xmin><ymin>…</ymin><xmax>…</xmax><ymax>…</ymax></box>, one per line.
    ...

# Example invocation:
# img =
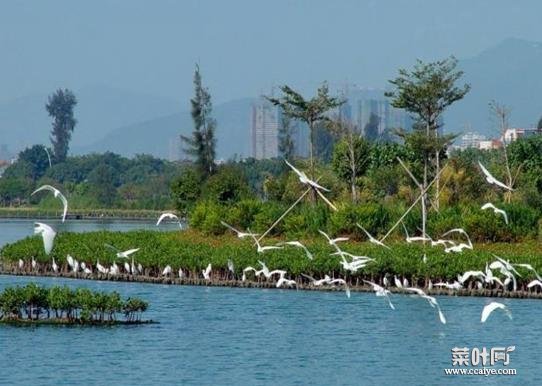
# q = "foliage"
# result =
<box><xmin>46</xmin><ymin>89</ymin><xmax>77</xmax><ymax>163</ymax></box>
<box><xmin>201</xmin><ymin>164</ymin><xmax>252</xmax><ymax>204</ymax></box>
<box><xmin>0</xmin><ymin>283</ymin><xmax>147</xmax><ymax>323</ymax></box>
<box><xmin>170</xmin><ymin>166</ymin><xmax>202</xmax><ymax>215</ymax></box>
<box><xmin>2</xmin><ymin>230</ymin><xmax>542</xmax><ymax>286</ymax></box>
<box><xmin>181</xmin><ymin>64</ymin><xmax>216</xmax><ymax>177</ymax></box>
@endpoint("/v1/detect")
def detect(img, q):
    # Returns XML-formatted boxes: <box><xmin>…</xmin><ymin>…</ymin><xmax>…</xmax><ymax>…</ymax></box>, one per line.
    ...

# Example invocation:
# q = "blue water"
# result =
<box><xmin>0</xmin><ymin>219</ymin><xmax>181</xmax><ymax>247</ymax></box>
<box><xmin>0</xmin><ymin>275</ymin><xmax>538</xmax><ymax>386</ymax></box>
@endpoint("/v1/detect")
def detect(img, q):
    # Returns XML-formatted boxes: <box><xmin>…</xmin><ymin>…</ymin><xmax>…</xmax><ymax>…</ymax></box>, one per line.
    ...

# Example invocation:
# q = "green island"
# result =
<box><xmin>0</xmin><ymin>282</ymin><xmax>151</xmax><ymax>326</ymax></box>
<box><xmin>2</xmin><ymin>229</ymin><xmax>541</xmax><ymax>296</ymax></box>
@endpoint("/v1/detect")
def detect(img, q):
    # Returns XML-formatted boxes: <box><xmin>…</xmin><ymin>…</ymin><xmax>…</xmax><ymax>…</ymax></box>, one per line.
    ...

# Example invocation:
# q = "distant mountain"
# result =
<box><xmin>447</xmin><ymin>38</ymin><xmax>542</xmax><ymax>135</ymax></box>
<box><xmin>0</xmin><ymin>85</ymin><xmax>179</xmax><ymax>153</ymax></box>
<box><xmin>81</xmin><ymin>98</ymin><xmax>254</xmax><ymax>159</ymax></box>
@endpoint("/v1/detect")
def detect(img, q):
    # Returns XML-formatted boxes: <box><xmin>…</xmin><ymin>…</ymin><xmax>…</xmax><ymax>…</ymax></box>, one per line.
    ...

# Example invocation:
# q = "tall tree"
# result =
<box><xmin>386</xmin><ymin>57</ymin><xmax>470</xmax><ymax>235</ymax></box>
<box><xmin>277</xmin><ymin>112</ymin><xmax>295</xmax><ymax>160</ymax></box>
<box><xmin>331</xmin><ymin>119</ymin><xmax>370</xmax><ymax>201</ymax></box>
<box><xmin>181</xmin><ymin>64</ymin><xmax>216</xmax><ymax>177</ymax></box>
<box><xmin>267</xmin><ymin>83</ymin><xmax>344</xmax><ymax>179</ymax></box>
<box><xmin>46</xmin><ymin>89</ymin><xmax>77</xmax><ymax>163</ymax></box>
<box><xmin>537</xmin><ymin>116</ymin><xmax>542</xmax><ymax>130</ymax></box>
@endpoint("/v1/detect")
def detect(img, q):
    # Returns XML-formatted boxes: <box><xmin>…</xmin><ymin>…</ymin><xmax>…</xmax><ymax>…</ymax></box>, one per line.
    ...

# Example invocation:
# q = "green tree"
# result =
<box><xmin>267</xmin><ymin>83</ymin><xmax>344</xmax><ymax>179</ymax></box>
<box><xmin>202</xmin><ymin>164</ymin><xmax>252</xmax><ymax>205</ymax></box>
<box><xmin>277</xmin><ymin>112</ymin><xmax>295</xmax><ymax>160</ymax></box>
<box><xmin>181</xmin><ymin>65</ymin><xmax>216</xmax><ymax>177</ymax></box>
<box><xmin>46</xmin><ymin>88</ymin><xmax>77</xmax><ymax>163</ymax></box>
<box><xmin>88</xmin><ymin>163</ymin><xmax>117</xmax><ymax>206</ymax></box>
<box><xmin>170</xmin><ymin>167</ymin><xmax>202</xmax><ymax>214</ymax></box>
<box><xmin>386</xmin><ymin>57</ymin><xmax>470</xmax><ymax>234</ymax></box>
<box><xmin>538</xmin><ymin>116</ymin><xmax>542</xmax><ymax>130</ymax></box>
<box><xmin>332</xmin><ymin>134</ymin><xmax>371</xmax><ymax>202</ymax></box>
<box><xmin>16</xmin><ymin>145</ymin><xmax>51</xmax><ymax>180</ymax></box>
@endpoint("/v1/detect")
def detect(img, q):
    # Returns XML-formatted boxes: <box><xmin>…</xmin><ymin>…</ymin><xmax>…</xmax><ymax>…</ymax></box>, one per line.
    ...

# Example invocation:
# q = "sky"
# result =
<box><xmin>2</xmin><ymin>0</ymin><xmax>542</xmax><ymax>106</ymax></box>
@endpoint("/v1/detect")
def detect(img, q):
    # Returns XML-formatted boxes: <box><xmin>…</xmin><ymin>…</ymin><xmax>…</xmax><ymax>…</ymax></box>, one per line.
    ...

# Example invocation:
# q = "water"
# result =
<box><xmin>0</xmin><ymin>219</ymin><xmax>181</xmax><ymax>247</ymax></box>
<box><xmin>0</xmin><ymin>275</ymin><xmax>538</xmax><ymax>385</ymax></box>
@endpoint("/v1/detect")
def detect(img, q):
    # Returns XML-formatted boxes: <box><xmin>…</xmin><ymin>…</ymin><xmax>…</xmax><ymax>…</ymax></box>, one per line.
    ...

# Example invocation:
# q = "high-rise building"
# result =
<box><xmin>251</xmin><ymin>99</ymin><xmax>279</xmax><ymax>159</ymax></box>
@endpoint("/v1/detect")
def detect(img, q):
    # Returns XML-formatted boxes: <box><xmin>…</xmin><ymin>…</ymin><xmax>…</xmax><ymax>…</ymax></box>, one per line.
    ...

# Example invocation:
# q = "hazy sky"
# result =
<box><xmin>2</xmin><ymin>0</ymin><xmax>542</xmax><ymax>105</ymax></box>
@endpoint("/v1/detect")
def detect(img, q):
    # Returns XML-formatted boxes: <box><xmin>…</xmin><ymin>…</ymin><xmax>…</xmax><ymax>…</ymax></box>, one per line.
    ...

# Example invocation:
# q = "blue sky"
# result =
<box><xmin>1</xmin><ymin>0</ymin><xmax>541</xmax><ymax>105</ymax></box>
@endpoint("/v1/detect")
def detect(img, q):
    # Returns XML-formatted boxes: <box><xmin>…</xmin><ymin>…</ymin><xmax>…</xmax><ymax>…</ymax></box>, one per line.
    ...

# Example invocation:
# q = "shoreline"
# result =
<box><xmin>2</xmin><ymin>270</ymin><xmax>541</xmax><ymax>300</ymax></box>
<box><xmin>0</xmin><ymin>209</ymin><xmax>171</xmax><ymax>221</ymax></box>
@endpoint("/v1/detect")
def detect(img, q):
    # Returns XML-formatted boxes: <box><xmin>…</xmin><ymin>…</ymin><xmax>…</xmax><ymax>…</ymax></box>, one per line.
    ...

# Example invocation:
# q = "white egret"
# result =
<box><xmin>18</xmin><ymin>259</ymin><xmax>24</xmax><ymax>270</ymax></box>
<box><xmin>202</xmin><ymin>263</ymin><xmax>212</xmax><ymax>280</ymax></box>
<box><xmin>301</xmin><ymin>274</ymin><xmax>332</xmax><ymax>286</ymax></box>
<box><xmin>405</xmin><ymin>287</ymin><xmax>446</xmax><ymax>324</ymax></box>
<box><xmin>459</xmin><ymin>271</ymin><xmax>486</xmax><ymax>284</ymax></box>
<box><xmin>67</xmin><ymin>254</ymin><xmax>74</xmax><ymax>269</ymax></box>
<box><xmin>105</xmin><ymin>244</ymin><xmax>140</xmax><ymax>259</ymax></box>
<box><xmin>318</xmin><ymin>230</ymin><xmax>349</xmax><ymax>247</ymax></box>
<box><xmin>276</xmin><ymin>276</ymin><xmax>297</xmax><ymax>288</ymax></box>
<box><xmin>242</xmin><ymin>266</ymin><xmax>258</xmax><ymax>281</ymax></box>
<box><xmin>249</xmin><ymin>234</ymin><xmax>283</xmax><ymax>253</ymax></box>
<box><xmin>83</xmin><ymin>267</ymin><xmax>92</xmax><ymax>274</ymax></box>
<box><xmin>31</xmin><ymin>256</ymin><xmax>37</xmax><ymax>270</ymax></box>
<box><xmin>124</xmin><ymin>261</ymin><xmax>131</xmax><ymax>274</ymax></box>
<box><xmin>478</xmin><ymin>162</ymin><xmax>513</xmax><ymax>191</ymax></box>
<box><xmin>527</xmin><ymin>280</ymin><xmax>542</xmax><ymax>290</ymax></box>
<box><xmin>356</xmin><ymin>223</ymin><xmax>390</xmax><ymax>250</ymax></box>
<box><xmin>178</xmin><ymin>268</ymin><xmax>185</xmax><ymax>279</ymax></box>
<box><xmin>34</xmin><ymin>222</ymin><xmax>57</xmax><ymax>255</ymax></box>
<box><xmin>31</xmin><ymin>184</ymin><xmax>69</xmax><ymax>222</ymax></box>
<box><xmin>364</xmin><ymin>280</ymin><xmax>395</xmax><ymax>309</ymax></box>
<box><xmin>96</xmin><ymin>260</ymin><xmax>108</xmax><ymax>274</ymax></box>
<box><xmin>227</xmin><ymin>259</ymin><xmax>235</xmax><ymax>274</ymax></box>
<box><xmin>434</xmin><ymin>281</ymin><xmax>463</xmax><ymax>290</ymax></box>
<box><xmin>481</xmin><ymin>302</ymin><xmax>512</xmax><ymax>323</ymax></box>
<box><xmin>162</xmin><ymin>265</ymin><xmax>172</xmax><ymax>276</ymax></box>
<box><xmin>329</xmin><ymin>278</ymin><xmax>350</xmax><ymax>298</ymax></box>
<box><xmin>394</xmin><ymin>275</ymin><xmax>403</xmax><ymax>288</ymax></box>
<box><xmin>285</xmin><ymin>159</ymin><xmax>330</xmax><ymax>192</ymax></box>
<box><xmin>481</xmin><ymin>203</ymin><xmax>509</xmax><ymax>224</ymax></box>
<box><xmin>52</xmin><ymin>257</ymin><xmax>58</xmax><ymax>273</ymax></box>
<box><xmin>402</xmin><ymin>223</ymin><xmax>431</xmax><ymax>244</ymax></box>
<box><xmin>279</xmin><ymin>241</ymin><xmax>313</xmax><ymax>260</ymax></box>
<box><xmin>220</xmin><ymin>221</ymin><xmax>259</xmax><ymax>238</ymax></box>
<box><xmin>156</xmin><ymin>212</ymin><xmax>181</xmax><ymax>227</ymax></box>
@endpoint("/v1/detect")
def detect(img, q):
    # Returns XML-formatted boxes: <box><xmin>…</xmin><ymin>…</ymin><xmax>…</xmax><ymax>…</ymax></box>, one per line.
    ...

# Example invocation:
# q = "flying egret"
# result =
<box><xmin>104</xmin><ymin>244</ymin><xmax>140</xmax><ymax>259</ymax></box>
<box><xmin>276</xmin><ymin>276</ymin><xmax>297</xmax><ymax>288</ymax></box>
<box><xmin>513</xmin><ymin>263</ymin><xmax>541</xmax><ymax>281</ymax></box>
<box><xmin>318</xmin><ymin>230</ymin><xmax>349</xmax><ymax>247</ymax></box>
<box><xmin>34</xmin><ymin>222</ymin><xmax>56</xmax><ymax>255</ymax></box>
<box><xmin>478</xmin><ymin>162</ymin><xmax>513</xmax><ymax>191</ymax></box>
<box><xmin>242</xmin><ymin>266</ymin><xmax>258</xmax><ymax>281</ymax></box>
<box><xmin>220</xmin><ymin>221</ymin><xmax>259</xmax><ymax>238</ymax></box>
<box><xmin>481</xmin><ymin>302</ymin><xmax>512</xmax><ymax>323</ymax></box>
<box><xmin>402</xmin><ymin>223</ymin><xmax>431</xmax><ymax>244</ymax></box>
<box><xmin>405</xmin><ymin>287</ymin><xmax>446</xmax><ymax>324</ymax></box>
<box><xmin>301</xmin><ymin>274</ymin><xmax>332</xmax><ymax>286</ymax></box>
<box><xmin>156</xmin><ymin>212</ymin><xmax>181</xmax><ymax>227</ymax></box>
<box><xmin>329</xmin><ymin>278</ymin><xmax>350</xmax><ymax>298</ymax></box>
<box><xmin>285</xmin><ymin>159</ymin><xmax>330</xmax><ymax>192</ymax></box>
<box><xmin>202</xmin><ymin>263</ymin><xmax>212</xmax><ymax>280</ymax></box>
<box><xmin>481</xmin><ymin>203</ymin><xmax>509</xmax><ymax>224</ymax></box>
<box><xmin>162</xmin><ymin>265</ymin><xmax>172</xmax><ymax>276</ymax></box>
<box><xmin>527</xmin><ymin>280</ymin><xmax>542</xmax><ymax>290</ymax></box>
<box><xmin>364</xmin><ymin>280</ymin><xmax>395</xmax><ymax>309</ymax></box>
<box><xmin>249</xmin><ymin>233</ymin><xmax>283</xmax><ymax>253</ymax></box>
<box><xmin>459</xmin><ymin>271</ymin><xmax>486</xmax><ymax>284</ymax></box>
<box><xmin>356</xmin><ymin>223</ymin><xmax>390</xmax><ymax>250</ymax></box>
<box><xmin>31</xmin><ymin>184</ymin><xmax>69</xmax><ymax>222</ymax></box>
<box><xmin>279</xmin><ymin>241</ymin><xmax>313</xmax><ymax>260</ymax></box>
<box><xmin>434</xmin><ymin>281</ymin><xmax>463</xmax><ymax>290</ymax></box>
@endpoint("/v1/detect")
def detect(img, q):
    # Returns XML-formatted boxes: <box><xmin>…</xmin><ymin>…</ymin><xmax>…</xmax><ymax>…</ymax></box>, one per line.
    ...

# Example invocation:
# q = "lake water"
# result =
<box><xmin>0</xmin><ymin>219</ymin><xmax>539</xmax><ymax>385</ymax></box>
<box><xmin>0</xmin><ymin>274</ymin><xmax>539</xmax><ymax>385</ymax></box>
<box><xmin>0</xmin><ymin>218</ymin><xmax>181</xmax><ymax>248</ymax></box>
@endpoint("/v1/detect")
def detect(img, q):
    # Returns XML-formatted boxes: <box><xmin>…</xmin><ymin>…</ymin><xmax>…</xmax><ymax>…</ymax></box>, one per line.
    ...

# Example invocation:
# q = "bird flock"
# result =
<box><xmin>13</xmin><ymin>160</ymin><xmax>535</xmax><ymax>325</ymax></box>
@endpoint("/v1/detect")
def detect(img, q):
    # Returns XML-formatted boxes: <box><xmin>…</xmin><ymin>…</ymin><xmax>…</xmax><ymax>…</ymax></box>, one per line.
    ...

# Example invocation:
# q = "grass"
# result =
<box><xmin>1</xmin><ymin>229</ymin><xmax>542</xmax><ymax>285</ymax></box>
